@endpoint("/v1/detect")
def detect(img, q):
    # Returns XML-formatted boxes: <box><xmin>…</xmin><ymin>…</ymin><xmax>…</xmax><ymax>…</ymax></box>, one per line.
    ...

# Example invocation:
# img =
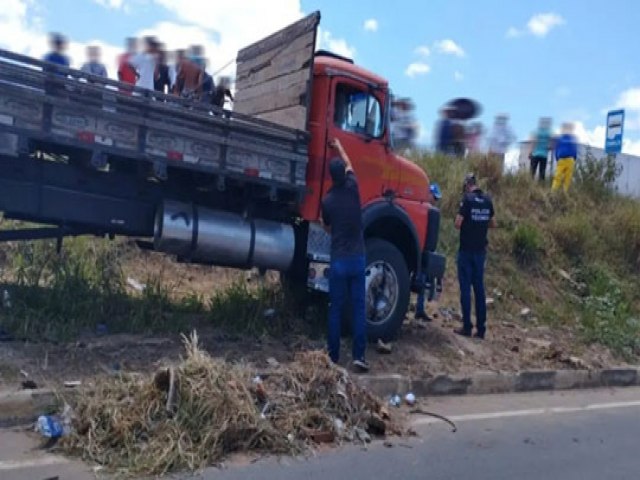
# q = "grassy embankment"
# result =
<box><xmin>0</xmin><ymin>150</ymin><xmax>638</xmax><ymax>358</ymax></box>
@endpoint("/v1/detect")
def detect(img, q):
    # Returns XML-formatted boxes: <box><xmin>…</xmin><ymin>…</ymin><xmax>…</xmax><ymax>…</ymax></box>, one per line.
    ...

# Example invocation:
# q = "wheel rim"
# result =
<box><xmin>365</xmin><ymin>260</ymin><xmax>399</xmax><ymax>326</ymax></box>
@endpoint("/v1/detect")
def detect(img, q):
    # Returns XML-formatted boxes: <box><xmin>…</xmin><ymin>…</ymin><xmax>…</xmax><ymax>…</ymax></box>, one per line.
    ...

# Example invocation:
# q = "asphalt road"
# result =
<box><xmin>2</xmin><ymin>387</ymin><xmax>640</xmax><ymax>480</ymax></box>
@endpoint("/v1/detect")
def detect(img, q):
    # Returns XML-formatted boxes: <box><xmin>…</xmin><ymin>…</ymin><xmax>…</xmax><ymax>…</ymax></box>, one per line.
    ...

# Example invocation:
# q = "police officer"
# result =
<box><xmin>454</xmin><ymin>174</ymin><xmax>496</xmax><ymax>339</ymax></box>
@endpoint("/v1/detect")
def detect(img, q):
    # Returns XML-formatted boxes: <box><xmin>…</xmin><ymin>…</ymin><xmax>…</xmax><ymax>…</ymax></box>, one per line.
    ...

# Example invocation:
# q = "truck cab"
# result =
<box><xmin>299</xmin><ymin>51</ymin><xmax>444</xmax><ymax>341</ymax></box>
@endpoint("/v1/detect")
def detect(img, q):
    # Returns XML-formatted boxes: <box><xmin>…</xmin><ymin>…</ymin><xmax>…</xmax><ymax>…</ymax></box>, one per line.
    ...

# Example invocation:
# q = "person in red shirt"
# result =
<box><xmin>117</xmin><ymin>37</ymin><xmax>138</xmax><ymax>92</ymax></box>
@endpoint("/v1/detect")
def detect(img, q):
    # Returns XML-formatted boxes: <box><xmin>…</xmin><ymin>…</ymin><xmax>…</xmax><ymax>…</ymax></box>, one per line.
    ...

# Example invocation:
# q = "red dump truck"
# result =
<box><xmin>0</xmin><ymin>12</ymin><xmax>444</xmax><ymax>340</ymax></box>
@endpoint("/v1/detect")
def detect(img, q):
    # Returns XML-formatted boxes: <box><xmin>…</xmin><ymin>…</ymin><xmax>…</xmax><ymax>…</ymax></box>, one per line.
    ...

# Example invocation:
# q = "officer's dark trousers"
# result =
<box><xmin>457</xmin><ymin>251</ymin><xmax>487</xmax><ymax>335</ymax></box>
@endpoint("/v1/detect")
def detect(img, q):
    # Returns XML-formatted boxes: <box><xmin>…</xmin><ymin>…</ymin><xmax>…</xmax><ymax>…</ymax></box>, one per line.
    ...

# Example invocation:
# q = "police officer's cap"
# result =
<box><xmin>463</xmin><ymin>173</ymin><xmax>477</xmax><ymax>190</ymax></box>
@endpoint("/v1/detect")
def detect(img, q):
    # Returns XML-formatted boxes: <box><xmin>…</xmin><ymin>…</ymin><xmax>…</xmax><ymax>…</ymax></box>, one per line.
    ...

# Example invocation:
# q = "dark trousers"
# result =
<box><xmin>530</xmin><ymin>155</ymin><xmax>548</xmax><ymax>180</ymax></box>
<box><xmin>457</xmin><ymin>251</ymin><xmax>487</xmax><ymax>335</ymax></box>
<box><xmin>328</xmin><ymin>254</ymin><xmax>367</xmax><ymax>363</ymax></box>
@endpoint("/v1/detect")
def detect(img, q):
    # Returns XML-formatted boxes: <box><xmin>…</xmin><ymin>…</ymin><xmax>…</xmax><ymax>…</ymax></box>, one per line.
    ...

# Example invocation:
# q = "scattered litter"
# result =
<box><xmin>266</xmin><ymin>357</ymin><xmax>280</xmax><ymax>368</ymax></box>
<box><xmin>36</xmin><ymin>415</ymin><xmax>64</xmax><ymax>439</ymax></box>
<box><xmin>20</xmin><ymin>369</ymin><xmax>29</xmax><ymax>378</ymax></box>
<box><xmin>493</xmin><ymin>288</ymin><xmax>503</xmax><ymax>298</ymax></box>
<box><xmin>64</xmin><ymin>381</ymin><xmax>82</xmax><ymax>389</ymax></box>
<box><xmin>376</xmin><ymin>339</ymin><xmax>393</xmax><ymax>354</ymax></box>
<box><xmin>558</xmin><ymin>269</ymin><xmax>572</xmax><ymax>281</ymax></box>
<box><xmin>95</xmin><ymin>324</ymin><xmax>108</xmax><ymax>336</ymax></box>
<box><xmin>354</xmin><ymin>427</ymin><xmax>371</xmax><ymax>444</ymax></box>
<box><xmin>389</xmin><ymin>394</ymin><xmax>402</xmax><ymax>407</ymax></box>
<box><xmin>404</xmin><ymin>393</ymin><xmax>416</xmax><ymax>406</ymax></box>
<box><xmin>263</xmin><ymin>308</ymin><xmax>276</xmax><ymax>319</ymax></box>
<box><xmin>383</xmin><ymin>440</ymin><xmax>394</xmax><ymax>448</ymax></box>
<box><xmin>520</xmin><ymin>308</ymin><xmax>532</xmax><ymax>318</ymax></box>
<box><xmin>21</xmin><ymin>380</ymin><xmax>38</xmax><ymax>390</ymax></box>
<box><xmin>2</xmin><ymin>289</ymin><xmax>10</xmax><ymax>308</ymax></box>
<box><xmin>486</xmin><ymin>298</ymin><xmax>495</xmax><ymax>308</ymax></box>
<box><xmin>410</xmin><ymin>409</ymin><xmax>457</xmax><ymax>433</ymax></box>
<box><xmin>126</xmin><ymin>277</ymin><xmax>146</xmax><ymax>292</ymax></box>
<box><xmin>526</xmin><ymin>338</ymin><xmax>552</xmax><ymax>349</ymax></box>
<box><xmin>61</xmin><ymin>332</ymin><xmax>399</xmax><ymax>475</ymax></box>
<box><xmin>562</xmin><ymin>355</ymin><xmax>589</xmax><ymax>370</ymax></box>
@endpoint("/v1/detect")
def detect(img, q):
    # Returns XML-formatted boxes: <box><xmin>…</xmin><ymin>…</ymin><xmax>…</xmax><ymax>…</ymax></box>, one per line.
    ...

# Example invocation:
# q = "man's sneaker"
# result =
<box><xmin>474</xmin><ymin>332</ymin><xmax>486</xmax><ymax>340</ymax></box>
<box><xmin>415</xmin><ymin>311</ymin><xmax>432</xmax><ymax>322</ymax></box>
<box><xmin>353</xmin><ymin>359</ymin><xmax>370</xmax><ymax>373</ymax></box>
<box><xmin>453</xmin><ymin>328</ymin><xmax>472</xmax><ymax>338</ymax></box>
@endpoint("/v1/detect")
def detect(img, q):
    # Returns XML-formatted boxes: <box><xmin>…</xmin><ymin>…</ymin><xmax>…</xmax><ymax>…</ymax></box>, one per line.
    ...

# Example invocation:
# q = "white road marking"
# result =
<box><xmin>0</xmin><ymin>455</ymin><xmax>69</xmax><ymax>471</ymax></box>
<box><xmin>412</xmin><ymin>400</ymin><xmax>640</xmax><ymax>426</ymax></box>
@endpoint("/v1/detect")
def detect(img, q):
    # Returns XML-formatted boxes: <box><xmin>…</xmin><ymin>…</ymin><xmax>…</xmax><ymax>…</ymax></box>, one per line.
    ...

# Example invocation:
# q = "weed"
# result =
<box><xmin>512</xmin><ymin>224</ymin><xmax>542</xmax><ymax>266</ymax></box>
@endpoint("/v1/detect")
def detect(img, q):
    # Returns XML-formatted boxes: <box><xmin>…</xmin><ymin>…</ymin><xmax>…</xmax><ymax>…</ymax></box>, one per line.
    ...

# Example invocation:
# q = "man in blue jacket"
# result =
<box><xmin>552</xmin><ymin>123</ymin><xmax>578</xmax><ymax>192</ymax></box>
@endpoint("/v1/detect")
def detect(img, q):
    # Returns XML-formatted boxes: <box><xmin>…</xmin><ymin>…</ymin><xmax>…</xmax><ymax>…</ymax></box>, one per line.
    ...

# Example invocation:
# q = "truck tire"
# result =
<box><xmin>365</xmin><ymin>238</ymin><xmax>410</xmax><ymax>342</ymax></box>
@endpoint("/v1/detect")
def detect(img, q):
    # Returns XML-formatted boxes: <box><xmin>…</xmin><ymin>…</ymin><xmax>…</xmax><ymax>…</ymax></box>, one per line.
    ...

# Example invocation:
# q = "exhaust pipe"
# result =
<box><xmin>154</xmin><ymin>200</ymin><xmax>295</xmax><ymax>271</ymax></box>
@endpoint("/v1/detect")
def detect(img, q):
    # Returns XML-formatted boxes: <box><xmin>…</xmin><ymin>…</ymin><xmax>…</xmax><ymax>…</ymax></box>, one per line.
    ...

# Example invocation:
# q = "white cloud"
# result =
<box><xmin>414</xmin><ymin>45</ymin><xmax>430</xmax><ymax>57</ymax></box>
<box><xmin>615</xmin><ymin>87</ymin><xmax>640</xmax><ymax>111</ymax></box>
<box><xmin>508</xmin><ymin>12</ymin><xmax>565</xmax><ymax>39</ymax></box>
<box><xmin>527</xmin><ymin>13</ymin><xmax>565</xmax><ymax>37</ymax></box>
<box><xmin>454</xmin><ymin>71</ymin><xmax>463</xmax><ymax>81</ymax></box>
<box><xmin>363</xmin><ymin>18</ymin><xmax>378</xmax><ymax>32</ymax></box>
<box><xmin>434</xmin><ymin>39</ymin><xmax>465</xmax><ymax>57</ymax></box>
<box><xmin>574</xmin><ymin>122</ymin><xmax>606</xmax><ymax>148</ymax></box>
<box><xmin>93</xmin><ymin>0</ymin><xmax>126</xmax><ymax>10</ymax></box>
<box><xmin>506</xmin><ymin>26</ymin><xmax>522</xmax><ymax>38</ymax></box>
<box><xmin>317</xmin><ymin>28</ymin><xmax>356</xmax><ymax>59</ymax></box>
<box><xmin>405</xmin><ymin>62</ymin><xmax>430</xmax><ymax>78</ymax></box>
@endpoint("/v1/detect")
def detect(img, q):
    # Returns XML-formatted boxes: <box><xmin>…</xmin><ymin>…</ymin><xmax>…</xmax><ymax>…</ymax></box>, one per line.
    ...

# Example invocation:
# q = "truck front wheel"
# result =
<box><xmin>365</xmin><ymin>238</ymin><xmax>410</xmax><ymax>341</ymax></box>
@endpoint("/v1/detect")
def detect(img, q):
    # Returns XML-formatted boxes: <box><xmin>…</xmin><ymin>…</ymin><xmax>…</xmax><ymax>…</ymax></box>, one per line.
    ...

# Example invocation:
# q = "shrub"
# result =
<box><xmin>574</xmin><ymin>266</ymin><xmax>640</xmax><ymax>358</ymax></box>
<box><xmin>512</xmin><ymin>223</ymin><xmax>542</xmax><ymax>265</ymax></box>
<box><xmin>575</xmin><ymin>147</ymin><xmax>622</xmax><ymax>197</ymax></box>
<box><xmin>470</xmin><ymin>154</ymin><xmax>503</xmax><ymax>186</ymax></box>
<box><xmin>550</xmin><ymin>213</ymin><xmax>594</xmax><ymax>259</ymax></box>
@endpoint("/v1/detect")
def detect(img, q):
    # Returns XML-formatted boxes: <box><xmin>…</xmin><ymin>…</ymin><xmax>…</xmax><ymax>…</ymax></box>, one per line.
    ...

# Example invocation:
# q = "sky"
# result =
<box><xmin>1</xmin><ymin>0</ymin><xmax>640</xmax><ymax>155</ymax></box>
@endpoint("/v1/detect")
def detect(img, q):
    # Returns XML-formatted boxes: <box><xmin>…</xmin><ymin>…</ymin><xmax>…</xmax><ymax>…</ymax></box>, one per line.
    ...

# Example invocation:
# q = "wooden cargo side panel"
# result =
<box><xmin>234</xmin><ymin>11</ymin><xmax>319</xmax><ymax>132</ymax></box>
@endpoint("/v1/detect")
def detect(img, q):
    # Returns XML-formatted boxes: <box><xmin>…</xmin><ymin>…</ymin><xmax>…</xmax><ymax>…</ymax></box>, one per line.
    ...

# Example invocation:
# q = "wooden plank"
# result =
<box><xmin>255</xmin><ymin>106</ymin><xmax>307</xmax><ymax>131</ymax></box>
<box><xmin>236</xmin><ymin>31</ymin><xmax>314</xmax><ymax>82</ymax></box>
<box><xmin>236</xmin><ymin>46</ymin><xmax>313</xmax><ymax>92</ymax></box>
<box><xmin>235</xmin><ymin>68</ymin><xmax>309</xmax><ymax>104</ymax></box>
<box><xmin>236</xmin><ymin>11</ymin><xmax>319</xmax><ymax>63</ymax></box>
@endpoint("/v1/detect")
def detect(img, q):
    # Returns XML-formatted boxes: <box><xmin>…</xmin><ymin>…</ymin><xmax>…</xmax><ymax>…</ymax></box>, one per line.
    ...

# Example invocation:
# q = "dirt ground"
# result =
<box><xmin>0</xmin><ymin>253</ymin><xmax>626</xmax><ymax>391</ymax></box>
<box><xmin>0</xmin><ymin>303</ymin><xmax>623</xmax><ymax>392</ymax></box>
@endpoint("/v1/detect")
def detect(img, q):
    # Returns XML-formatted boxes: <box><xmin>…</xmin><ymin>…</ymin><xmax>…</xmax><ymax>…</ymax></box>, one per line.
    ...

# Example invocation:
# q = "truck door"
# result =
<box><xmin>326</xmin><ymin>80</ymin><xmax>396</xmax><ymax>203</ymax></box>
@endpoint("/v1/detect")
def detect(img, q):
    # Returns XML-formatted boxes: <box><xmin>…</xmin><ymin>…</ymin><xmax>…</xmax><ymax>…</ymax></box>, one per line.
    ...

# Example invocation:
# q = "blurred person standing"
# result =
<box><xmin>321</xmin><ymin>138</ymin><xmax>369</xmax><ymax>372</ymax></box>
<box><xmin>130</xmin><ymin>36</ymin><xmax>158</xmax><ymax>91</ymax></box>
<box><xmin>81</xmin><ymin>45</ymin><xmax>108</xmax><ymax>78</ymax></box>
<box><xmin>552</xmin><ymin>123</ymin><xmax>578</xmax><ymax>192</ymax></box>
<box><xmin>529</xmin><ymin>117</ymin><xmax>553</xmax><ymax>181</ymax></box>
<box><xmin>211</xmin><ymin>76</ymin><xmax>234</xmax><ymax>108</ymax></box>
<box><xmin>118</xmin><ymin>37</ymin><xmax>138</xmax><ymax>86</ymax></box>
<box><xmin>454</xmin><ymin>174</ymin><xmax>496</xmax><ymax>340</ymax></box>
<box><xmin>415</xmin><ymin>183</ymin><xmax>442</xmax><ymax>321</ymax></box>
<box><xmin>465</xmin><ymin>122</ymin><xmax>484</xmax><ymax>156</ymax></box>
<box><xmin>43</xmin><ymin>33</ymin><xmax>70</xmax><ymax>68</ymax></box>
<box><xmin>435</xmin><ymin>107</ymin><xmax>454</xmax><ymax>154</ymax></box>
<box><xmin>488</xmin><ymin>114</ymin><xmax>515</xmax><ymax>170</ymax></box>
<box><xmin>154</xmin><ymin>48</ymin><xmax>171</xmax><ymax>94</ymax></box>
<box><xmin>174</xmin><ymin>49</ymin><xmax>203</xmax><ymax>100</ymax></box>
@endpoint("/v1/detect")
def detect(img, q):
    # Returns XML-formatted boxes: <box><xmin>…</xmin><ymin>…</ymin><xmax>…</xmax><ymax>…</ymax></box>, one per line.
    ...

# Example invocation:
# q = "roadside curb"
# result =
<box><xmin>0</xmin><ymin>389</ymin><xmax>58</xmax><ymax>427</ymax></box>
<box><xmin>356</xmin><ymin>367</ymin><xmax>640</xmax><ymax>399</ymax></box>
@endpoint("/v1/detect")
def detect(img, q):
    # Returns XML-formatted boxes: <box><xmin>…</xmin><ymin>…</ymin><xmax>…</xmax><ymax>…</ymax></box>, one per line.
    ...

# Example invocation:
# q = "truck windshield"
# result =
<box><xmin>334</xmin><ymin>84</ymin><xmax>384</xmax><ymax>138</ymax></box>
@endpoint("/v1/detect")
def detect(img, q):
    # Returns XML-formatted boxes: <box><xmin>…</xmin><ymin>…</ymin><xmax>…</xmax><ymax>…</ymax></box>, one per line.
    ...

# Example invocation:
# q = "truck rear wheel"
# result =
<box><xmin>365</xmin><ymin>238</ymin><xmax>410</xmax><ymax>341</ymax></box>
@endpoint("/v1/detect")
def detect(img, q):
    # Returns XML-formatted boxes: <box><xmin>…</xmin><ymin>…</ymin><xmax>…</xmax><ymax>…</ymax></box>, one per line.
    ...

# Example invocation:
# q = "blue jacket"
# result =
<box><xmin>555</xmin><ymin>134</ymin><xmax>577</xmax><ymax>160</ymax></box>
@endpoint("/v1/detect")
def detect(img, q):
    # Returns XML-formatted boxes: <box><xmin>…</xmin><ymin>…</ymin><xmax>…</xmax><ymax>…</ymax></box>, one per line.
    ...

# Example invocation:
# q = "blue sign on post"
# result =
<box><xmin>605</xmin><ymin>109</ymin><xmax>625</xmax><ymax>154</ymax></box>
